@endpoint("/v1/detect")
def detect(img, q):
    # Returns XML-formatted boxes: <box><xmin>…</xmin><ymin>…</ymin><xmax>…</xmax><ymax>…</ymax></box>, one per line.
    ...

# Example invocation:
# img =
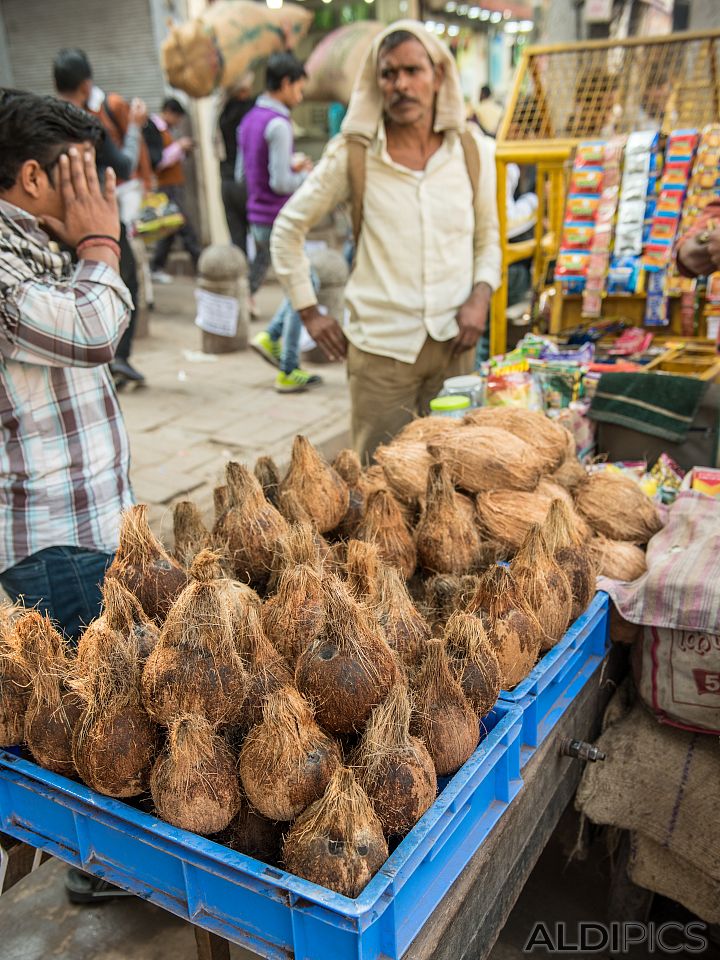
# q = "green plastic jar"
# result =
<box><xmin>429</xmin><ymin>395</ymin><xmax>471</xmax><ymax>419</ymax></box>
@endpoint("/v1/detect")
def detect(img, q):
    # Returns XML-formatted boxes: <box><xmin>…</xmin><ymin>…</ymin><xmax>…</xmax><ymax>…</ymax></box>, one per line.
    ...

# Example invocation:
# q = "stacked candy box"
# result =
<box><xmin>555</xmin><ymin>141</ymin><xmax>606</xmax><ymax>295</ymax></box>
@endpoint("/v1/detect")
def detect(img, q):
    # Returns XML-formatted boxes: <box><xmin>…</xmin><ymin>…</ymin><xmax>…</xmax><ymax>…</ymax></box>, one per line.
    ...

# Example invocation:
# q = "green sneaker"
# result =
<box><xmin>274</xmin><ymin>369</ymin><xmax>323</xmax><ymax>393</ymax></box>
<box><xmin>251</xmin><ymin>331</ymin><xmax>282</xmax><ymax>368</ymax></box>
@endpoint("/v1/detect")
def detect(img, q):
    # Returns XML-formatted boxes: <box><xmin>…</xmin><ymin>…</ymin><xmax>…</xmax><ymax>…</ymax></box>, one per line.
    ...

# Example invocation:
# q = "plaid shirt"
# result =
<box><xmin>0</xmin><ymin>199</ymin><xmax>134</xmax><ymax>573</ymax></box>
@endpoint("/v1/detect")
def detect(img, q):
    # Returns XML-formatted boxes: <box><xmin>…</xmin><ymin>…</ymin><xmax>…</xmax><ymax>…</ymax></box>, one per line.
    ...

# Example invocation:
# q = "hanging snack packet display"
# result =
<box><xmin>582</xmin><ymin>137</ymin><xmax>625</xmax><ymax>318</ymax></box>
<box><xmin>642</xmin><ymin>130</ymin><xmax>699</xmax><ymax>327</ymax></box>
<box><xmin>609</xmin><ymin>131</ymin><xmax>659</xmax><ymax>293</ymax></box>
<box><xmin>555</xmin><ymin>141</ymin><xmax>606</xmax><ymax>294</ymax></box>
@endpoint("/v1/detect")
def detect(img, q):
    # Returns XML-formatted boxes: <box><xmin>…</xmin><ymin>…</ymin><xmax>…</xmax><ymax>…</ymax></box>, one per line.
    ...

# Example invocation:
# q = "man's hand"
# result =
<box><xmin>452</xmin><ymin>282</ymin><xmax>492</xmax><ymax>357</ymax></box>
<box><xmin>41</xmin><ymin>147</ymin><xmax>120</xmax><ymax>249</ymax></box>
<box><xmin>129</xmin><ymin>97</ymin><xmax>147</xmax><ymax>127</ymax></box>
<box><xmin>708</xmin><ymin>227</ymin><xmax>720</xmax><ymax>272</ymax></box>
<box><xmin>300</xmin><ymin>305</ymin><xmax>346</xmax><ymax>362</ymax></box>
<box><xmin>677</xmin><ymin>224</ymin><xmax>720</xmax><ymax>278</ymax></box>
<box><xmin>178</xmin><ymin>136</ymin><xmax>194</xmax><ymax>154</ymax></box>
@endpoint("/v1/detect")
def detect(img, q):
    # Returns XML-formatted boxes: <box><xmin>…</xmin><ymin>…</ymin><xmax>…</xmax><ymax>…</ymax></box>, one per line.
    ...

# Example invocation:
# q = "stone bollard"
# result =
<box><xmin>301</xmin><ymin>248</ymin><xmax>350</xmax><ymax>365</ymax></box>
<box><xmin>195</xmin><ymin>244</ymin><xmax>249</xmax><ymax>354</ymax></box>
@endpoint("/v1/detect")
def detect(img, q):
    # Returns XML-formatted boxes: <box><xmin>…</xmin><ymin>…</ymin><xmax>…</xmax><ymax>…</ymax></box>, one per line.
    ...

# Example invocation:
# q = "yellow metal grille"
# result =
<box><xmin>499</xmin><ymin>31</ymin><xmax>720</xmax><ymax>144</ymax></box>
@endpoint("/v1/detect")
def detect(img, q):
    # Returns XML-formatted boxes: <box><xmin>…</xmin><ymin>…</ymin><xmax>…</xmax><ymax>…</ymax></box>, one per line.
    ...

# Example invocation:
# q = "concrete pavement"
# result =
<box><xmin>118</xmin><ymin>276</ymin><xmax>351</xmax><ymax>541</ymax></box>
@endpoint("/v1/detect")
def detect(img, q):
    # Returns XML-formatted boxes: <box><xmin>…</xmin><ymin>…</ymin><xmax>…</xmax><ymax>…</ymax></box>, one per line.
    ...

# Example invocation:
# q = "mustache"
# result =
<box><xmin>390</xmin><ymin>95</ymin><xmax>419</xmax><ymax>107</ymax></box>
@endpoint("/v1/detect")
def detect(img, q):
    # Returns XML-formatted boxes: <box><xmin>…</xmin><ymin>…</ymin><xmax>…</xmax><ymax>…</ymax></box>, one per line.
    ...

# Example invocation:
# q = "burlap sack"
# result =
<box><xmin>303</xmin><ymin>22</ymin><xmax>384</xmax><ymax>105</ymax></box>
<box><xmin>629</xmin><ymin>832</ymin><xmax>720</xmax><ymax>924</ymax></box>
<box><xmin>576</xmin><ymin>698</ymin><xmax>720</xmax><ymax>883</ymax></box>
<box><xmin>162</xmin><ymin>1</ymin><xmax>313</xmax><ymax>98</ymax></box>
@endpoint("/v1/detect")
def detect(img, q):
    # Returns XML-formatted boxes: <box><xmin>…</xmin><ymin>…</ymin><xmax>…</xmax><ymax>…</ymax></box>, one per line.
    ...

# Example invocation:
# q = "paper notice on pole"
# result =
<box><xmin>194</xmin><ymin>289</ymin><xmax>239</xmax><ymax>338</ymax></box>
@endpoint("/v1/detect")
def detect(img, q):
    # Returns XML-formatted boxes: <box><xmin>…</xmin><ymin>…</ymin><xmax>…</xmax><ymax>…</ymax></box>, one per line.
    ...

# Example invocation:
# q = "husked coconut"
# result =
<box><xmin>541</xmin><ymin>499</ymin><xmax>596</xmax><ymax>621</ymax></box>
<box><xmin>173</xmin><ymin>500</ymin><xmax>211</xmax><ymax>569</ymax></box>
<box><xmin>254</xmin><ymin>455</ymin><xmax>281</xmax><ymax>507</ymax></box>
<box><xmin>356</xmin><ymin>489</ymin><xmax>416</xmax><ymax>579</ymax></box>
<box><xmin>512</xmin><ymin>523</ymin><xmax>573</xmax><ymax>651</ymax></box>
<box><xmin>279</xmin><ymin>435</ymin><xmax>349</xmax><ymax>534</ymax></box>
<box><xmin>0</xmin><ymin>602</ymin><xmax>28</xmax><ymax>747</ymax></box>
<box><xmin>332</xmin><ymin>449</ymin><xmax>366</xmax><ymax>538</ymax></box>
<box><xmin>574</xmin><ymin>473</ymin><xmax>663</xmax><ymax>544</ymax></box>
<box><xmin>442</xmin><ymin>612</ymin><xmax>501</xmax><ymax>717</ymax></box>
<box><xmin>415</xmin><ymin>461</ymin><xmax>483</xmax><ymax>575</ymax></box>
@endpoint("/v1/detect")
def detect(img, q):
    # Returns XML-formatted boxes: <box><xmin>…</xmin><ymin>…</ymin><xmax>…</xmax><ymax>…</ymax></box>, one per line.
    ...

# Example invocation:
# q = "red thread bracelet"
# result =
<box><xmin>76</xmin><ymin>237</ymin><xmax>120</xmax><ymax>259</ymax></box>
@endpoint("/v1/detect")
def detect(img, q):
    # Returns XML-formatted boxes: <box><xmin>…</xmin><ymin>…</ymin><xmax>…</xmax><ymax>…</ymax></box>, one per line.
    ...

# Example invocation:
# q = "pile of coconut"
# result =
<box><xmin>0</xmin><ymin>415</ymin><xmax>661</xmax><ymax>899</ymax></box>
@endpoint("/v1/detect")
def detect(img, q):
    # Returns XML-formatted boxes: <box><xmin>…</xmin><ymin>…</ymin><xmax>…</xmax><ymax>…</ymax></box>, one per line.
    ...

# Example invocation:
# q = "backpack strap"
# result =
<box><xmin>458</xmin><ymin>128</ymin><xmax>480</xmax><ymax>207</ymax></box>
<box><xmin>346</xmin><ymin>136</ymin><xmax>367</xmax><ymax>249</ymax></box>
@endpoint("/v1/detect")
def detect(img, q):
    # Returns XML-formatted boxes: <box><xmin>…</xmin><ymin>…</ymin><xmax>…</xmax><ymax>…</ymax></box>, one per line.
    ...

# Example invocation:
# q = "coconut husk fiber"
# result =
<box><xmin>475</xmin><ymin>479</ymin><xmax>586</xmax><ymax>554</ymax></box>
<box><xmin>141</xmin><ymin>550</ymin><xmax>248</xmax><ymax>726</ymax></box>
<box><xmin>549</xmin><ymin>456</ymin><xmax>587</xmax><ymax>492</ymax></box>
<box><xmin>356</xmin><ymin>489</ymin><xmax>416</xmax><ymax>579</ymax></box>
<box><xmin>468</xmin><ymin>566</ymin><xmax>542</xmax><ymax>689</ymax></box>
<box><xmin>512</xmin><ymin>523</ymin><xmax>573</xmax><ymax>652</ymax></box>
<box><xmin>20</xmin><ymin>614</ymin><xmax>83</xmax><ymax>776</ymax></box>
<box><xmin>262</xmin><ymin>563</ymin><xmax>325</xmax><ymax>665</ymax></box>
<box><xmin>80</xmin><ymin>576</ymin><xmax>160</xmax><ymax>663</ymax></box>
<box><xmin>295</xmin><ymin>575</ymin><xmax>399</xmax><ymax>735</ymax></box>
<box><xmin>395</xmin><ymin>416</ymin><xmax>461</xmax><ymax>445</ymax></box>
<box><xmin>576</xmin><ymin>696</ymin><xmax>720</xmax><ymax>887</ymax></box>
<box><xmin>410</xmin><ymin>639</ymin><xmax>479</xmax><ymax>776</ymax></box>
<box><xmin>541</xmin><ymin>498</ymin><xmax>597</xmax><ymax>622</ymax></box>
<box><xmin>415</xmin><ymin>461</ymin><xmax>483</xmax><ymax>576</ymax></box>
<box><xmin>283</xmin><ymin>766</ymin><xmax>388</xmax><ymax>898</ymax></box>
<box><xmin>376</xmin><ymin>565</ymin><xmax>431</xmax><ymax>668</ymax></box>
<box><xmin>355</xmin><ymin>685</ymin><xmax>436</xmax><ymax>837</ymax></box>
<box><xmin>213</xmin><ymin>484</ymin><xmax>232</xmax><ymax>526</ymax></box>
<box><xmin>106</xmin><ymin>504</ymin><xmax>188</xmax><ymax>623</ymax></box>
<box><xmin>239</xmin><ymin>686</ymin><xmax>341</xmax><ymax>821</ymax></box>
<box><xmin>173</xmin><ymin>500</ymin><xmax>211</xmax><ymax>570</ymax></box>
<box><xmin>151</xmin><ymin>714</ymin><xmax>241</xmax><ymax>835</ymax></box>
<box><xmin>442</xmin><ymin>612</ymin><xmax>501</xmax><ymax>718</ymax></box>
<box><xmin>332</xmin><ymin>449</ymin><xmax>366</xmax><ymax>538</ymax></box>
<box><xmin>254</xmin><ymin>455</ymin><xmax>281</xmax><ymax>508</ymax></box>
<box><xmin>215</xmin><ymin>461</ymin><xmax>290</xmax><ymax>587</ymax></box>
<box><xmin>232</xmin><ymin>607</ymin><xmax>293</xmax><ymax>734</ymax></box>
<box><xmin>591</xmin><ymin>536</ymin><xmax>647</xmax><ymax>582</ymax></box>
<box><xmin>422</xmin><ymin>573</ymin><xmax>483</xmax><ymax>634</ymax></box>
<box><xmin>463</xmin><ymin>408</ymin><xmax>570</xmax><ymax>473</ymax></box>
<box><xmin>345</xmin><ymin>539</ymin><xmax>382</xmax><ymax>605</ymax></box>
<box><xmin>574</xmin><ymin>473</ymin><xmax>663</xmax><ymax>544</ymax></box>
<box><xmin>428</xmin><ymin>426</ymin><xmax>543</xmax><ymax>495</ymax></box>
<box><xmin>0</xmin><ymin>603</ymin><xmax>29</xmax><ymax>747</ymax></box>
<box><xmin>279</xmin><ymin>435</ymin><xmax>349</xmax><ymax>534</ymax></box>
<box><xmin>374</xmin><ymin>441</ymin><xmax>433</xmax><ymax>505</ymax></box>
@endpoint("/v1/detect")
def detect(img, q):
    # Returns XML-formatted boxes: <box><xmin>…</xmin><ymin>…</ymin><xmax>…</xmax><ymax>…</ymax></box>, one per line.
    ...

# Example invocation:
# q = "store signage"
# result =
<box><xmin>584</xmin><ymin>0</ymin><xmax>613</xmax><ymax>22</ymax></box>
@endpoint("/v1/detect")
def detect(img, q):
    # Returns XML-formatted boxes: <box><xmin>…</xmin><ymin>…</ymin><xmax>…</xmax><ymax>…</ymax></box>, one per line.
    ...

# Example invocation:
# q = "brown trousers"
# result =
<box><xmin>347</xmin><ymin>337</ymin><xmax>475</xmax><ymax>464</ymax></box>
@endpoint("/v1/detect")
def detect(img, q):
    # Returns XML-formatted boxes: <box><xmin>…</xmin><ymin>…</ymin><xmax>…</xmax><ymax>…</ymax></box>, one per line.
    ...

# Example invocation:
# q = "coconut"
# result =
<box><xmin>410</xmin><ymin>639</ymin><xmax>479</xmax><ymax>776</ymax></box>
<box><xmin>442</xmin><ymin>612</ymin><xmax>501</xmax><ymax>717</ymax></box>
<box><xmin>475</xmin><ymin>481</ymin><xmax>587</xmax><ymax>554</ymax></box>
<box><xmin>262</xmin><ymin>564</ymin><xmax>325</xmax><ymax>665</ymax></box>
<box><xmin>355</xmin><ymin>686</ymin><xmax>436</xmax><ymax>837</ymax></box>
<box><xmin>151</xmin><ymin>715</ymin><xmax>242</xmax><ymax>835</ymax></box>
<box><xmin>374</xmin><ymin>442</ymin><xmax>433</xmax><ymax>505</ymax></box>
<box><xmin>106</xmin><ymin>504</ymin><xmax>188</xmax><ymax>622</ymax></box>
<box><xmin>359</xmin><ymin>464</ymin><xmax>389</xmax><ymax>498</ymax></box>
<box><xmin>464</xmin><ymin>408</ymin><xmax>569</xmax><ymax>472</ymax></box>
<box><xmin>72</xmin><ymin>618</ymin><xmax>158</xmax><ymax>797</ymax></box>
<box><xmin>173</xmin><ymin>500</ymin><xmax>211</xmax><ymax>569</ymax></box>
<box><xmin>468</xmin><ymin>566</ymin><xmax>542</xmax><ymax>689</ymax></box>
<box><xmin>428</xmin><ymin>426</ymin><xmax>543</xmax><ymax>495</ymax></box>
<box><xmin>141</xmin><ymin>550</ymin><xmax>248</xmax><ymax>726</ymax></box>
<box><xmin>356</xmin><ymin>489</ymin><xmax>416</xmax><ymax>579</ymax></box>
<box><xmin>0</xmin><ymin>603</ymin><xmax>28</xmax><ymax>747</ymax></box>
<box><xmin>376</xmin><ymin>565</ymin><xmax>431</xmax><ymax>667</ymax></box>
<box><xmin>233</xmin><ymin>608</ymin><xmax>294</xmax><ymax>733</ymax></box>
<box><xmin>512</xmin><ymin>523</ymin><xmax>573</xmax><ymax>652</ymax></box>
<box><xmin>422</xmin><ymin>574</ymin><xmax>483</xmax><ymax>633</ymax></box>
<box><xmin>395</xmin><ymin>417</ymin><xmax>461</xmax><ymax>445</ymax></box>
<box><xmin>574</xmin><ymin>473</ymin><xmax>663</xmax><ymax>544</ymax></box>
<box><xmin>550</xmin><ymin>456</ymin><xmax>587</xmax><ymax>492</ymax></box>
<box><xmin>79</xmin><ymin>576</ymin><xmax>160</xmax><ymax>663</ymax></box>
<box><xmin>19</xmin><ymin>613</ymin><xmax>82</xmax><ymax>775</ymax></box>
<box><xmin>216</xmin><ymin>796</ymin><xmax>284</xmax><ymax>865</ymax></box>
<box><xmin>415</xmin><ymin>461</ymin><xmax>483</xmax><ymax>575</ymax></box>
<box><xmin>239</xmin><ymin>686</ymin><xmax>341</xmax><ymax>821</ymax></box>
<box><xmin>591</xmin><ymin>536</ymin><xmax>647</xmax><ymax>582</ymax></box>
<box><xmin>295</xmin><ymin>576</ymin><xmax>399</xmax><ymax>735</ymax></box>
<box><xmin>254</xmin><ymin>455</ymin><xmax>281</xmax><ymax>507</ymax></box>
<box><xmin>215</xmin><ymin>461</ymin><xmax>290</xmax><ymax>587</ymax></box>
<box><xmin>283</xmin><ymin>766</ymin><xmax>388</xmax><ymax>898</ymax></box>
<box><xmin>213</xmin><ymin>484</ymin><xmax>232</xmax><ymax>525</ymax></box>
<box><xmin>541</xmin><ymin>499</ymin><xmax>596</xmax><ymax>621</ymax></box>
<box><xmin>331</xmin><ymin>449</ymin><xmax>366</xmax><ymax>539</ymax></box>
<box><xmin>279</xmin><ymin>436</ymin><xmax>349</xmax><ymax>534</ymax></box>
<box><xmin>345</xmin><ymin>539</ymin><xmax>382</xmax><ymax>605</ymax></box>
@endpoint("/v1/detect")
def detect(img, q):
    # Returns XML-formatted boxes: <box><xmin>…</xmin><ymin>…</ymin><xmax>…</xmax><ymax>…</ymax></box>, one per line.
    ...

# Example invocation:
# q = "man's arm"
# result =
<box><xmin>265</xmin><ymin>117</ymin><xmax>307</xmax><ymax>195</ymax></box>
<box><xmin>675</xmin><ymin>198</ymin><xmax>720</xmax><ymax>279</ymax></box>
<box><xmin>0</xmin><ymin>148</ymin><xmax>132</xmax><ymax>367</ymax></box>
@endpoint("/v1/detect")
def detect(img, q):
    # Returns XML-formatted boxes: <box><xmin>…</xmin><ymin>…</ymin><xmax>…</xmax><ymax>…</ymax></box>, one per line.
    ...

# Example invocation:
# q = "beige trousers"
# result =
<box><xmin>347</xmin><ymin>337</ymin><xmax>474</xmax><ymax>464</ymax></box>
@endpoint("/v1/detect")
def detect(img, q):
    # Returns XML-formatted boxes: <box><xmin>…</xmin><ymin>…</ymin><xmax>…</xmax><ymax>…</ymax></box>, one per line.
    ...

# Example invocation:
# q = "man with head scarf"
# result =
<box><xmin>270</xmin><ymin>21</ymin><xmax>501</xmax><ymax>462</ymax></box>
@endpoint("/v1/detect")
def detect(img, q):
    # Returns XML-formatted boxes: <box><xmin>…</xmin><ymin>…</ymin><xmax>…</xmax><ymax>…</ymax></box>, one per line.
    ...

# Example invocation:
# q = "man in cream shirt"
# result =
<box><xmin>271</xmin><ymin>20</ymin><xmax>501</xmax><ymax>461</ymax></box>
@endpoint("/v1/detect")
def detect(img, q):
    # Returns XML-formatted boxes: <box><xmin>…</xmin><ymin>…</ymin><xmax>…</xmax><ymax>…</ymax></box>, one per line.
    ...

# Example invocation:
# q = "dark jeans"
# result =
<box><xmin>0</xmin><ymin>546</ymin><xmax>114</xmax><ymax>643</ymax></box>
<box><xmin>117</xmin><ymin>223</ymin><xmax>137</xmax><ymax>362</ymax></box>
<box><xmin>221</xmin><ymin>179</ymin><xmax>249</xmax><ymax>256</ymax></box>
<box><xmin>151</xmin><ymin>185</ymin><xmax>202</xmax><ymax>271</ymax></box>
<box><xmin>249</xmin><ymin>224</ymin><xmax>273</xmax><ymax>296</ymax></box>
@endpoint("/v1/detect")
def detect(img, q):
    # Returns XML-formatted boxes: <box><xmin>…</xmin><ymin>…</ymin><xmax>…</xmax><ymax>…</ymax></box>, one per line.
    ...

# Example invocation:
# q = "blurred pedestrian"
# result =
<box><xmin>237</xmin><ymin>52</ymin><xmax>311</xmax><ymax>314</ymax></box>
<box><xmin>143</xmin><ymin>98</ymin><xmax>202</xmax><ymax>283</ymax></box>
<box><xmin>216</xmin><ymin>72</ymin><xmax>256</xmax><ymax>256</ymax></box>
<box><xmin>53</xmin><ymin>47</ymin><xmax>147</xmax><ymax>385</ymax></box>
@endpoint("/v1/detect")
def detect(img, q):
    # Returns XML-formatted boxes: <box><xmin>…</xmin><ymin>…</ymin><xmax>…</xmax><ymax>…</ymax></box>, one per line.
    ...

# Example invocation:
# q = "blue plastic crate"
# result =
<box><xmin>499</xmin><ymin>591</ymin><xmax>610</xmax><ymax>767</ymax></box>
<box><xmin>0</xmin><ymin>701</ymin><xmax>522</xmax><ymax>960</ymax></box>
